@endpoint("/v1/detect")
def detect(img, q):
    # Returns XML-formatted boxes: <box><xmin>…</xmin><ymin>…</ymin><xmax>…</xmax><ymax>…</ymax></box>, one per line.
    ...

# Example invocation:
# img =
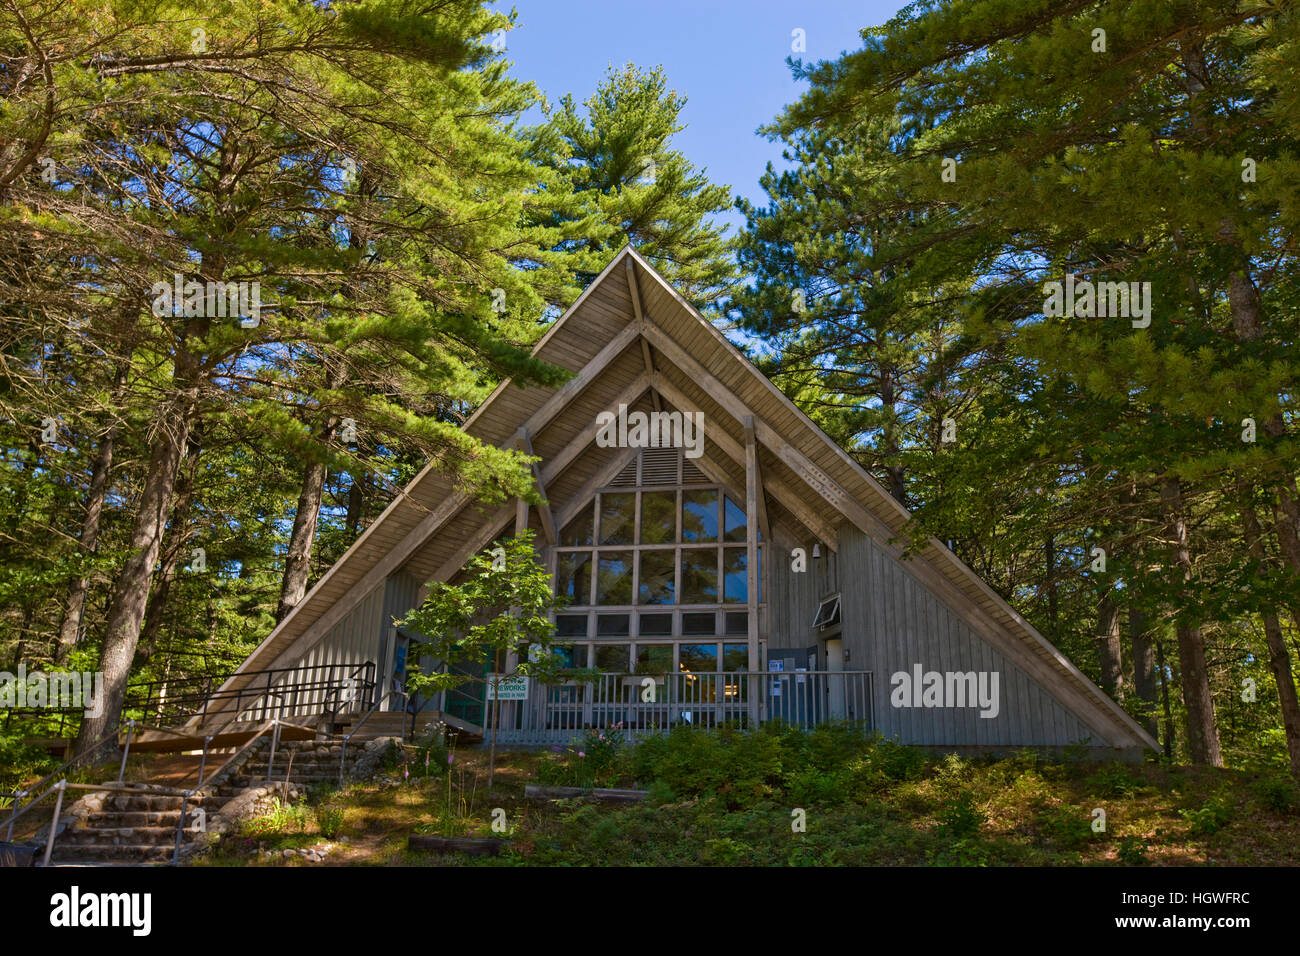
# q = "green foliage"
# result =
<box><xmin>401</xmin><ymin>531</ymin><xmax>561</xmax><ymax>702</ymax></box>
<box><xmin>1036</xmin><ymin>804</ymin><xmax>1094</xmax><ymax>850</ymax></box>
<box><xmin>1180</xmin><ymin>797</ymin><xmax>1234</xmax><ymax>836</ymax></box>
<box><xmin>1087</xmin><ymin>765</ymin><xmax>1141</xmax><ymax>799</ymax></box>
<box><xmin>936</xmin><ymin>791</ymin><xmax>985</xmax><ymax>840</ymax></box>
<box><xmin>1252</xmin><ymin>774</ymin><xmax>1299</xmax><ymax>814</ymax></box>
<box><xmin>1116</xmin><ymin>836</ymin><xmax>1149</xmax><ymax>866</ymax></box>
<box><xmin>315</xmin><ymin>805</ymin><xmax>345</xmax><ymax>840</ymax></box>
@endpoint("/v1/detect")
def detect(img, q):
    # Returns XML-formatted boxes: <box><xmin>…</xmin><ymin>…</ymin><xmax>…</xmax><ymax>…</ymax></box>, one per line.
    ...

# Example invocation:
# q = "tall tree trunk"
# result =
<box><xmin>1240</xmin><ymin>500</ymin><xmax>1300</xmax><ymax>777</ymax></box>
<box><xmin>139</xmin><ymin>426</ymin><xmax>203</xmax><ymax>666</ymax></box>
<box><xmin>74</xmin><ymin>390</ymin><xmax>194</xmax><ymax>761</ymax></box>
<box><xmin>1130</xmin><ymin>609</ymin><xmax>1159</xmax><ymax>739</ymax></box>
<box><xmin>276</xmin><ymin>415</ymin><xmax>339</xmax><ymax>622</ymax></box>
<box><xmin>55</xmin><ymin>426</ymin><xmax>116</xmax><ymax>662</ymax></box>
<box><xmin>345</xmin><ymin>471</ymin><xmax>366</xmax><ymax>537</ymax></box>
<box><xmin>1159</xmin><ymin>476</ymin><xmax>1222</xmax><ymax>766</ymax></box>
<box><xmin>1157</xmin><ymin>636</ymin><xmax>1175</xmax><ymax>759</ymax></box>
<box><xmin>1094</xmin><ymin>591</ymin><xmax>1122</xmax><ymax>700</ymax></box>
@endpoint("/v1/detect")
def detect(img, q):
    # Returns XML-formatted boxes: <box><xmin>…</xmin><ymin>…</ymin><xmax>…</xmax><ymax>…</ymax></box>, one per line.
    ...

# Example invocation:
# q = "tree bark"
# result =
<box><xmin>74</xmin><ymin>390</ymin><xmax>194</xmax><ymax>761</ymax></box>
<box><xmin>1240</xmin><ymin>500</ymin><xmax>1300</xmax><ymax>777</ymax></box>
<box><xmin>1095</xmin><ymin>591</ymin><xmax>1122</xmax><ymax>700</ymax></box>
<box><xmin>55</xmin><ymin>426</ymin><xmax>115</xmax><ymax>663</ymax></box>
<box><xmin>1159</xmin><ymin>476</ymin><xmax>1222</xmax><ymax>766</ymax></box>
<box><xmin>1129</xmin><ymin>609</ymin><xmax>1159</xmax><ymax>739</ymax></box>
<box><xmin>276</xmin><ymin>414</ymin><xmax>339</xmax><ymax>622</ymax></box>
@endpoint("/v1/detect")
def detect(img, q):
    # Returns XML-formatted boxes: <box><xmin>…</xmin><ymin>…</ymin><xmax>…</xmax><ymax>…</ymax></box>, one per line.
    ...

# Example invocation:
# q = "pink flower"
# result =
<box><xmin>578</xmin><ymin>751</ymin><xmax>586</xmax><ymax>758</ymax></box>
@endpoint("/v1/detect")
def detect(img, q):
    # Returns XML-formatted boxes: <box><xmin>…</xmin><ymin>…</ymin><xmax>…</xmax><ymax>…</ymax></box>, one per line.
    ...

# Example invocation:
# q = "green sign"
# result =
<box><xmin>486</xmin><ymin>674</ymin><xmax>529</xmax><ymax>701</ymax></box>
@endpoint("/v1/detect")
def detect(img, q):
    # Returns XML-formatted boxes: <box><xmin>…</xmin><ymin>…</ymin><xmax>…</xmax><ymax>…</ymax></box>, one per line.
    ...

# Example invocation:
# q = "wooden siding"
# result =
<box><xmin>834</xmin><ymin>526</ymin><xmax>1093</xmax><ymax>748</ymax></box>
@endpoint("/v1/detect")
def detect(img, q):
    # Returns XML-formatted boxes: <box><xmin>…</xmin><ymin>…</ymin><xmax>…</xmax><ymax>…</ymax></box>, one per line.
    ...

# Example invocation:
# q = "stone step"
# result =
<box><xmin>50</xmin><ymin>843</ymin><xmax>179</xmax><ymax>864</ymax></box>
<box><xmin>85</xmin><ymin>810</ymin><xmax>189</xmax><ymax>828</ymax></box>
<box><xmin>62</xmin><ymin>826</ymin><xmax>181</xmax><ymax>846</ymax></box>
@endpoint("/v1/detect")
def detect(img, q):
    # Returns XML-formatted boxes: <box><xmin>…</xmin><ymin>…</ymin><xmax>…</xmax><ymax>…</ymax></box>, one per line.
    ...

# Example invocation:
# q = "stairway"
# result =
<box><xmin>45</xmin><ymin>739</ymin><xmax>377</xmax><ymax>866</ymax></box>
<box><xmin>49</xmin><ymin>785</ymin><xmax>234</xmax><ymax>865</ymax></box>
<box><xmin>229</xmin><ymin>739</ymin><xmax>370</xmax><ymax>789</ymax></box>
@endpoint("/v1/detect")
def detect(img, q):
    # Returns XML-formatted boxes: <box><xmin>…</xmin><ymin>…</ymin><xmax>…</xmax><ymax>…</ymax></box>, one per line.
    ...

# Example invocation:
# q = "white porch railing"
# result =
<box><xmin>486</xmin><ymin>670</ymin><xmax>873</xmax><ymax>745</ymax></box>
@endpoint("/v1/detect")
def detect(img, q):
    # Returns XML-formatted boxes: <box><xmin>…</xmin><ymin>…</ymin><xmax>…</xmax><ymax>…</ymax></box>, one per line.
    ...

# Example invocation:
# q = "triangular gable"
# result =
<box><xmin>209</xmin><ymin>246</ymin><xmax>1156</xmax><ymax>752</ymax></box>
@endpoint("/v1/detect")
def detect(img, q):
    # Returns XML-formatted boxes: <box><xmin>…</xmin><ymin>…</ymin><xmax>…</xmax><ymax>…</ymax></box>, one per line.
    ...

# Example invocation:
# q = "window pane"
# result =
<box><xmin>635</xmin><ymin>644</ymin><xmax>673</xmax><ymax>675</ymax></box>
<box><xmin>596</xmin><ymin>614</ymin><xmax>630</xmax><ymax>638</ymax></box>
<box><xmin>723</xmin><ymin>496</ymin><xmax>747</xmax><ymax>542</ymax></box>
<box><xmin>680</xmin><ymin>548</ymin><xmax>718</xmax><ymax>604</ymax></box>
<box><xmin>639</xmin><ymin>613</ymin><xmax>673</xmax><ymax>636</ymax></box>
<box><xmin>555</xmin><ymin>553</ymin><xmax>591</xmax><ymax>605</ymax></box>
<box><xmin>678</xmin><ymin>643</ymin><xmax>718</xmax><ymax>673</ymax></box>
<box><xmin>593</xmin><ymin>644</ymin><xmax>630</xmax><ymax>671</ymax></box>
<box><xmin>640</xmin><ymin>491</ymin><xmax>677</xmax><ymax>544</ymax></box>
<box><xmin>555</xmin><ymin>614</ymin><xmax>588</xmax><ymax>638</ymax></box>
<box><xmin>599</xmin><ymin>493</ymin><xmax>635</xmax><ymax>545</ymax></box>
<box><xmin>638</xmin><ymin>550</ymin><xmax>676</xmax><ymax>605</ymax></box>
<box><xmin>552</xmin><ymin>644</ymin><xmax>587</xmax><ymax>668</ymax></box>
<box><xmin>725</xmin><ymin>611</ymin><xmax>748</xmax><ymax>636</ymax></box>
<box><xmin>723</xmin><ymin>548</ymin><xmax>748</xmax><ymax>604</ymax></box>
<box><xmin>681</xmin><ymin>490</ymin><xmax>718</xmax><ymax>542</ymax></box>
<box><xmin>596</xmin><ymin>552</ymin><xmax>633</xmax><ymax>605</ymax></box>
<box><xmin>722</xmin><ymin>643</ymin><xmax>748</xmax><ymax>671</ymax></box>
<box><xmin>560</xmin><ymin>505</ymin><xmax>593</xmax><ymax>547</ymax></box>
<box><xmin>682</xmin><ymin>612</ymin><xmax>716</xmax><ymax>636</ymax></box>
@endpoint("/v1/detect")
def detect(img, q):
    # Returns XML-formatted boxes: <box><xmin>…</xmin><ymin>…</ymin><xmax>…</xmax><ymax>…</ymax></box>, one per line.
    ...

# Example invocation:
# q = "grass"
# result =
<box><xmin>194</xmin><ymin>727</ymin><xmax>1300</xmax><ymax>867</ymax></box>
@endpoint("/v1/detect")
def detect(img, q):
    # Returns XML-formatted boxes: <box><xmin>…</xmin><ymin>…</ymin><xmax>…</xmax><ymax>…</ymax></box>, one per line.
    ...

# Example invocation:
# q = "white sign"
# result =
<box><xmin>486</xmin><ymin>674</ymin><xmax>529</xmax><ymax>701</ymax></box>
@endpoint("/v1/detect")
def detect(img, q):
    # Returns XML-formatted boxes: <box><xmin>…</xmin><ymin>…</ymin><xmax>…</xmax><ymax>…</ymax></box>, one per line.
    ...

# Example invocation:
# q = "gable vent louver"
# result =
<box><xmin>608</xmin><ymin>458</ymin><xmax>639</xmax><ymax>487</ymax></box>
<box><xmin>641</xmin><ymin>447</ymin><xmax>680</xmax><ymax>485</ymax></box>
<box><xmin>681</xmin><ymin>459</ymin><xmax>706</xmax><ymax>483</ymax></box>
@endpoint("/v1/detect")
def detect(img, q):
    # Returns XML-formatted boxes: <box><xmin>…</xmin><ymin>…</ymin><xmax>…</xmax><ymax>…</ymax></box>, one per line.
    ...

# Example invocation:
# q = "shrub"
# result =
<box><xmin>1116</xmin><ymin>835</ymin><xmax>1149</xmax><ymax>865</ymax></box>
<box><xmin>936</xmin><ymin>791</ymin><xmax>985</xmax><ymax>839</ymax></box>
<box><xmin>316</xmin><ymin>804</ymin><xmax>345</xmax><ymax>839</ymax></box>
<box><xmin>1087</xmin><ymin>764</ymin><xmax>1139</xmax><ymax>798</ymax></box>
<box><xmin>1180</xmin><ymin>797</ymin><xmax>1233</xmax><ymax>836</ymax></box>
<box><xmin>1036</xmin><ymin>804</ymin><xmax>1093</xmax><ymax>849</ymax></box>
<box><xmin>1252</xmin><ymin>774</ymin><xmax>1299</xmax><ymax>814</ymax></box>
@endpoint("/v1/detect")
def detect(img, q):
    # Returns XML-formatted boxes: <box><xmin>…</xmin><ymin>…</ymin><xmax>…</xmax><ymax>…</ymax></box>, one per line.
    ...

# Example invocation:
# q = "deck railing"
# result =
<box><xmin>484</xmin><ymin>669</ymin><xmax>873</xmax><ymax>744</ymax></box>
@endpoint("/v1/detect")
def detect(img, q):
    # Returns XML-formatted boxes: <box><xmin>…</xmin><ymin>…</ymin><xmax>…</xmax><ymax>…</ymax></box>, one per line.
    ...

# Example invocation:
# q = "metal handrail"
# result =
<box><xmin>338</xmin><ymin>687</ymin><xmax>409</xmax><ymax>788</ymax></box>
<box><xmin>3</xmin><ymin>722</ymin><xmax>127</xmax><ymax>841</ymax></box>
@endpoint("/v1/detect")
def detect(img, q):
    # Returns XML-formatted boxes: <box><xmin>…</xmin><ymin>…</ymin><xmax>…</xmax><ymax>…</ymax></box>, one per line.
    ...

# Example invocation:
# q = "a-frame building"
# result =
<box><xmin>203</xmin><ymin>246</ymin><xmax>1157</xmax><ymax>759</ymax></box>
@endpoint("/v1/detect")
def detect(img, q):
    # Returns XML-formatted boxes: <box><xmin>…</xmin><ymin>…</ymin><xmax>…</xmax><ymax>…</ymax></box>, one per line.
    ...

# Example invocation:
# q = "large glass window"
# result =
<box><xmin>596</xmin><ymin>552</ymin><xmax>633</xmax><ymax>605</ymax></box>
<box><xmin>561</xmin><ymin>506</ymin><xmax>593</xmax><ymax>547</ymax></box>
<box><xmin>680</xmin><ymin>548</ymin><xmax>719</xmax><ymax>604</ymax></box>
<box><xmin>638</xmin><ymin>550</ymin><xmax>675</xmax><ymax>605</ymax></box>
<box><xmin>723</xmin><ymin>495</ymin><xmax>747</xmax><ymax>543</ymax></box>
<box><xmin>640</xmin><ymin>491</ymin><xmax>677</xmax><ymax>544</ymax></box>
<box><xmin>556</xmin><ymin>553</ymin><xmax>591</xmax><ymax>605</ymax></box>
<box><xmin>599</xmin><ymin>493</ymin><xmax>635</xmax><ymax>545</ymax></box>
<box><xmin>554</xmin><ymin>480</ymin><xmax>760</xmax><ymax>621</ymax></box>
<box><xmin>678</xmin><ymin>643</ymin><xmax>718</xmax><ymax>674</ymax></box>
<box><xmin>635</xmin><ymin>644</ymin><xmax>673</xmax><ymax>674</ymax></box>
<box><xmin>681</xmin><ymin>490</ymin><xmax>718</xmax><ymax>542</ymax></box>
<box><xmin>722</xmin><ymin>548</ymin><xmax>748</xmax><ymax>604</ymax></box>
<box><xmin>593</xmin><ymin>644</ymin><xmax>630</xmax><ymax>671</ymax></box>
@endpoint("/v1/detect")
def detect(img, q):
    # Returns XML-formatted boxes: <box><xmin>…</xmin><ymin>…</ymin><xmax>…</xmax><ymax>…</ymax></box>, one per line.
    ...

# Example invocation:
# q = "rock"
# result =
<box><xmin>282</xmin><ymin>849</ymin><xmax>296</xmax><ymax>859</ymax></box>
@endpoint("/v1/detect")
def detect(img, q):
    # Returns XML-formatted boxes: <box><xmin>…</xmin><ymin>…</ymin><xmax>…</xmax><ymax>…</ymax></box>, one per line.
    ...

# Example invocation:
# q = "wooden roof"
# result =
<box><xmin>208</xmin><ymin>246</ymin><xmax>1157</xmax><ymax>751</ymax></box>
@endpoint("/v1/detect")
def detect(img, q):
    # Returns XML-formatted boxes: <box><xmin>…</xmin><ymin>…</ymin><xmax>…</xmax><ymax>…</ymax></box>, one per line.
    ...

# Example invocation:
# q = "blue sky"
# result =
<box><xmin>494</xmin><ymin>1</ymin><xmax>908</xmax><ymax>235</ymax></box>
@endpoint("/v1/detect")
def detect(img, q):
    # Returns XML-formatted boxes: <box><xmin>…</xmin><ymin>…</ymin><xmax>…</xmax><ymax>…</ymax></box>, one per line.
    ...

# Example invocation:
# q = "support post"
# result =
<box><xmin>42</xmin><ymin>780</ymin><xmax>67</xmax><ymax>867</ymax></box>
